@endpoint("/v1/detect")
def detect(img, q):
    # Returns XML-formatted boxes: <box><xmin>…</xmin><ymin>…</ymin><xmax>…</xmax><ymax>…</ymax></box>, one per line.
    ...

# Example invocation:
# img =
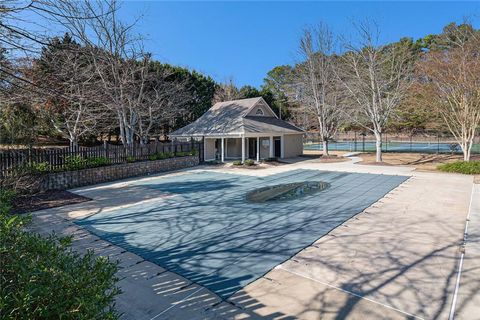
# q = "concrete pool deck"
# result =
<box><xmin>28</xmin><ymin>157</ymin><xmax>476</xmax><ymax>319</ymax></box>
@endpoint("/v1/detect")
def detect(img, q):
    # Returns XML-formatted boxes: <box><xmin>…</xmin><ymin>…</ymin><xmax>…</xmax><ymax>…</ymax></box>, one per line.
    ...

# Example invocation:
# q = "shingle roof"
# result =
<box><xmin>170</xmin><ymin>97</ymin><xmax>303</xmax><ymax>137</ymax></box>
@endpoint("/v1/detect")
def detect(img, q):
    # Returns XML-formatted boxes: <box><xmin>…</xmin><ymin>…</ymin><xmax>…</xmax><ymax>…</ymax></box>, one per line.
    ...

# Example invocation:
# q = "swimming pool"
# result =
<box><xmin>77</xmin><ymin>169</ymin><xmax>408</xmax><ymax>299</ymax></box>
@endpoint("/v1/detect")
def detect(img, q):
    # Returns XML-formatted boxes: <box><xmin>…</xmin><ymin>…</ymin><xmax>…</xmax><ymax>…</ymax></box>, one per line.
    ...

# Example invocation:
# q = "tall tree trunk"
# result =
<box><xmin>462</xmin><ymin>138</ymin><xmax>473</xmax><ymax>161</ymax></box>
<box><xmin>374</xmin><ymin>131</ymin><xmax>382</xmax><ymax>162</ymax></box>
<box><xmin>69</xmin><ymin>136</ymin><xmax>78</xmax><ymax>148</ymax></box>
<box><xmin>322</xmin><ymin>140</ymin><xmax>329</xmax><ymax>156</ymax></box>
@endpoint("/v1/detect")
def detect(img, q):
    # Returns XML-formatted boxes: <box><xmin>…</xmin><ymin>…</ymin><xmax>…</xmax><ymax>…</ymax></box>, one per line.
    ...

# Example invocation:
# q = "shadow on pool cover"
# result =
<box><xmin>76</xmin><ymin>169</ymin><xmax>409</xmax><ymax>300</ymax></box>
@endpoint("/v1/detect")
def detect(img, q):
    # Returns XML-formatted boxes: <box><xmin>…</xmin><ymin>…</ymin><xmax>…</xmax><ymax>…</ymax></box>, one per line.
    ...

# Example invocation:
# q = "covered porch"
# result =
<box><xmin>204</xmin><ymin>134</ymin><xmax>285</xmax><ymax>163</ymax></box>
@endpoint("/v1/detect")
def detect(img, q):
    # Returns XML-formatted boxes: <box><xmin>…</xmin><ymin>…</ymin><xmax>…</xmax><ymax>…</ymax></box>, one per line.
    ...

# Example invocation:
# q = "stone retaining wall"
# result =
<box><xmin>41</xmin><ymin>156</ymin><xmax>199</xmax><ymax>190</ymax></box>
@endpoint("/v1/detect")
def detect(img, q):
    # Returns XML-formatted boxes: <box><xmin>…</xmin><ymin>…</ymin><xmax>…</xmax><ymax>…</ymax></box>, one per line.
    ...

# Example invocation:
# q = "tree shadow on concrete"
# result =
<box><xmin>227</xmin><ymin>176</ymin><xmax>474</xmax><ymax>319</ymax></box>
<box><xmin>68</xmin><ymin>169</ymin><xmax>412</xmax><ymax>319</ymax></box>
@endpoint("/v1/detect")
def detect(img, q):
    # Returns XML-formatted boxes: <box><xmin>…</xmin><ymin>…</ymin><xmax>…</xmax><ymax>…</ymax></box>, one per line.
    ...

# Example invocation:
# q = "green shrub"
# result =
<box><xmin>64</xmin><ymin>155</ymin><xmax>87</xmax><ymax>170</ymax></box>
<box><xmin>0</xmin><ymin>189</ymin><xmax>121</xmax><ymax>319</ymax></box>
<box><xmin>438</xmin><ymin>161</ymin><xmax>480</xmax><ymax>174</ymax></box>
<box><xmin>64</xmin><ymin>156</ymin><xmax>112</xmax><ymax>170</ymax></box>
<box><xmin>232</xmin><ymin>160</ymin><xmax>242</xmax><ymax>166</ymax></box>
<box><xmin>23</xmin><ymin>157</ymin><xmax>111</xmax><ymax>175</ymax></box>
<box><xmin>263</xmin><ymin>157</ymin><xmax>277</xmax><ymax>162</ymax></box>
<box><xmin>244</xmin><ymin>159</ymin><xmax>255</xmax><ymax>166</ymax></box>
<box><xmin>148</xmin><ymin>154</ymin><xmax>158</xmax><ymax>161</ymax></box>
<box><xmin>0</xmin><ymin>189</ymin><xmax>15</xmax><ymax>210</ymax></box>
<box><xmin>126</xmin><ymin>156</ymin><xmax>136</xmax><ymax>163</ymax></box>
<box><xmin>86</xmin><ymin>156</ymin><xmax>111</xmax><ymax>167</ymax></box>
<box><xmin>28</xmin><ymin>162</ymin><xmax>50</xmax><ymax>174</ymax></box>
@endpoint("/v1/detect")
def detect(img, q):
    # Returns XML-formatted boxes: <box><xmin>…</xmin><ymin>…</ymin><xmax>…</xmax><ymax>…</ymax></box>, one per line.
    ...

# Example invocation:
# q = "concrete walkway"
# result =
<box><xmin>28</xmin><ymin>157</ymin><xmax>475</xmax><ymax>319</ymax></box>
<box><xmin>228</xmin><ymin>170</ymin><xmax>472</xmax><ymax>319</ymax></box>
<box><xmin>454</xmin><ymin>183</ymin><xmax>480</xmax><ymax>319</ymax></box>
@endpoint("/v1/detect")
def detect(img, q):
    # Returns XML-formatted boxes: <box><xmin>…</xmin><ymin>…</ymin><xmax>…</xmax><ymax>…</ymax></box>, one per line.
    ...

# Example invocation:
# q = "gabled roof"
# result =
<box><xmin>170</xmin><ymin>97</ymin><xmax>304</xmax><ymax>137</ymax></box>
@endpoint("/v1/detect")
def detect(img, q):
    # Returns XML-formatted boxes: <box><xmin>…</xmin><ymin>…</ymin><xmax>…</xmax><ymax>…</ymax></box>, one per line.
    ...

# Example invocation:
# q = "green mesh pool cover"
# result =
<box><xmin>77</xmin><ymin>169</ymin><xmax>408</xmax><ymax>299</ymax></box>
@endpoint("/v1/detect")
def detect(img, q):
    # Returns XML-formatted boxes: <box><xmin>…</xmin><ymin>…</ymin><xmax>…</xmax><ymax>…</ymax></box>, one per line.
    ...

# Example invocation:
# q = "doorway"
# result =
<box><xmin>248</xmin><ymin>138</ymin><xmax>257</xmax><ymax>159</ymax></box>
<box><xmin>274</xmin><ymin>138</ymin><xmax>281</xmax><ymax>158</ymax></box>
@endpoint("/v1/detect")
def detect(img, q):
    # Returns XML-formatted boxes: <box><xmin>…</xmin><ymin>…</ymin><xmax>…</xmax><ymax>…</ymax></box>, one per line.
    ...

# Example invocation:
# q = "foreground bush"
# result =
<box><xmin>0</xmin><ymin>190</ymin><xmax>121</xmax><ymax>320</ymax></box>
<box><xmin>438</xmin><ymin>161</ymin><xmax>480</xmax><ymax>174</ymax></box>
<box><xmin>244</xmin><ymin>159</ymin><xmax>255</xmax><ymax>166</ymax></box>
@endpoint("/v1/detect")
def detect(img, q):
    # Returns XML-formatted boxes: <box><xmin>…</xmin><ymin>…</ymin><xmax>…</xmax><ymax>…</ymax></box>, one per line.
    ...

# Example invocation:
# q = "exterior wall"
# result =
<box><xmin>283</xmin><ymin>134</ymin><xmax>304</xmax><ymax>158</ymax></box>
<box><xmin>204</xmin><ymin>138</ymin><xmax>216</xmax><ymax>161</ymax></box>
<box><xmin>226</xmin><ymin>138</ymin><xmax>242</xmax><ymax>158</ymax></box>
<box><xmin>41</xmin><ymin>156</ymin><xmax>199</xmax><ymax>191</ymax></box>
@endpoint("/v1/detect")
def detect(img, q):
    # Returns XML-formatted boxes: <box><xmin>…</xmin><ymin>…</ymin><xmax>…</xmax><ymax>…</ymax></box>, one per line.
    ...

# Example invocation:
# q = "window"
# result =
<box><xmin>255</xmin><ymin>108</ymin><xmax>264</xmax><ymax>115</ymax></box>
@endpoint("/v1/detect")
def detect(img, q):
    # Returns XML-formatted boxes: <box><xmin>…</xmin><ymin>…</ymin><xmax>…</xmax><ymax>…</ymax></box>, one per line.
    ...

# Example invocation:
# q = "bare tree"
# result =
<box><xmin>33</xmin><ymin>39</ymin><xmax>105</xmax><ymax>147</ymax></box>
<box><xmin>52</xmin><ymin>1</ymin><xmax>191</xmax><ymax>147</ymax></box>
<box><xmin>338</xmin><ymin>21</ymin><xmax>413</xmax><ymax>162</ymax></box>
<box><xmin>294</xmin><ymin>24</ymin><xmax>343</xmax><ymax>156</ymax></box>
<box><xmin>213</xmin><ymin>77</ymin><xmax>239</xmax><ymax>103</ymax></box>
<box><xmin>136</xmin><ymin>68</ymin><xmax>189</xmax><ymax>144</ymax></box>
<box><xmin>0</xmin><ymin>0</ymin><xmax>108</xmax><ymax>93</ymax></box>
<box><xmin>418</xmin><ymin>24</ymin><xmax>480</xmax><ymax>161</ymax></box>
<box><xmin>47</xmin><ymin>0</ymin><xmax>146</xmax><ymax>147</ymax></box>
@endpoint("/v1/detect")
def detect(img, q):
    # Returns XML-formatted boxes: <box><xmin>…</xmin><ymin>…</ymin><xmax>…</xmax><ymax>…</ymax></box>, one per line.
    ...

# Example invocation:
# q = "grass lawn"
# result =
<box><xmin>357</xmin><ymin>152</ymin><xmax>480</xmax><ymax>171</ymax></box>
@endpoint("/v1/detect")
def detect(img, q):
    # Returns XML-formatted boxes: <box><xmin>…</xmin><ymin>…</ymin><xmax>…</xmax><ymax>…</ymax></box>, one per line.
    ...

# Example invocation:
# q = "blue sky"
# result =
<box><xmin>49</xmin><ymin>1</ymin><xmax>480</xmax><ymax>87</ymax></box>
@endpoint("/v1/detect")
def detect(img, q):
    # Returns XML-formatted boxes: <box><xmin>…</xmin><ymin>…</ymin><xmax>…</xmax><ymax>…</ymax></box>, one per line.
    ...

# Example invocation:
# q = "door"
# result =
<box><xmin>274</xmin><ymin>139</ymin><xmax>281</xmax><ymax>158</ymax></box>
<box><xmin>248</xmin><ymin>138</ymin><xmax>257</xmax><ymax>159</ymax></box>
<box><xmin>214</xmin><ymin>139</ymin><xmax>219</xmax><ymax>160</ymax></box>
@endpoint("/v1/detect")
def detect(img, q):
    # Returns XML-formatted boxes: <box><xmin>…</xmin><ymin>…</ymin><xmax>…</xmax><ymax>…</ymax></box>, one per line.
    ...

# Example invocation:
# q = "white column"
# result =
<box><xmin>221</xmin><ymin>137</ymin><xmax>225</xmax><ymax>162</ymax></box>
<box><xmin>256</xmin><ymin>137</ymin><xmax>260</xmax><ymax>162</ymax></box>
<box><xmin>269</xmin><ymin>136</ymin><xmax>274</xmax><ymax>158</ymax></box>
<box><xmin>241</xmin><ymin>136</ymin><xmax>245</xmax><ymax>163</ymax></box>
<box><xmin>203</xmin><ymin>137</ymin><xmax>207</xmax><ymax>161</ymax></box>
<box><xmin>280</xmin><ymin>135</ymin><xmax>285</xmax><ymax>158</ymax></box>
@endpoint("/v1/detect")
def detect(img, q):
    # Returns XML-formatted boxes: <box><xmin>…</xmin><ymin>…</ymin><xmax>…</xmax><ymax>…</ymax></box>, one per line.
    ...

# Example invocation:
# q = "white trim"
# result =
<box><xmin>241</xmin><ymin>135</ymin><xmax>245</xmax><ymax>163</ymax></box>
<box><xmin>269</xmin><ymin>136</ymin><xmax>274</xmax><ymax>158</ymax></box>
<box><xmin>243</xmin><ymin>97</ymin><xmax>278</xmax><ymax>119</ymax></box>
<box><xmin>170</xmin><ymin>133</ymin><xmax>244</xmax><ymax>138</ymax></box>
<box><xmin>220</xmin><ymin>137</ymin><xmax>225</xmax><ymax>163</ymax></box>
<box><xmin>256</xmin><ymin>136</ymin><xmax>260</xmax><ymax>162</ymax></box>
<box><xmin>280</xmin><ymin>134</ymin><xmax>285</xmax><ymax>158</ymax></box>
<box><xmin>243</xmin><ymin>132</ymin><xmax>303</xmax><ymax>138</ymax></box>
<box><xmin>171</xmin><ymin>131</ymin><xmax>304</xmax><ymax>138</ymax></box>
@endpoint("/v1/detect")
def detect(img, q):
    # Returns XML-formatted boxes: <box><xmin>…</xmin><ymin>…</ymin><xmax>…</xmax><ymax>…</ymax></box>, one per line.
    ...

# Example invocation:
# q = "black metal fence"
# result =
<box><xmin>304</xmin><ymin>132</ymin><xmax>480</xmax><ymax>154</ymax></box>
<box><xmin>0</xmin><ymin>140</ymin><xmax>203</xmax><ymax>177</ymax></box>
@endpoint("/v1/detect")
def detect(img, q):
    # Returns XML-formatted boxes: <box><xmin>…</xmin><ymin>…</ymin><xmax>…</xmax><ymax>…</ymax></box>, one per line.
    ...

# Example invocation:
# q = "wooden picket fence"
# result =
<box><xmin>0</xmin><ymin>140</ymin><xmax>203</xmax><ymax>177</ymax></box>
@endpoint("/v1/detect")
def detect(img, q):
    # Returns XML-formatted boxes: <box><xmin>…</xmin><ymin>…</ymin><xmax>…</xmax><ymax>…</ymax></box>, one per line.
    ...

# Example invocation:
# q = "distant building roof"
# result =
<box><xmin>170</xmin><ymin>97</ymin><xmax>303</xmax><ymax>137</ymax></box>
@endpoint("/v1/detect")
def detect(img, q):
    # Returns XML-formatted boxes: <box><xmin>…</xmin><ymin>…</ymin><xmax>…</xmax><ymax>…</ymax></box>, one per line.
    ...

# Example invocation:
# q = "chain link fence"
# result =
<box><xmin>304</xmin><ymin>131</ymin><xmax>480</xmax><ymax>154</ymax></box>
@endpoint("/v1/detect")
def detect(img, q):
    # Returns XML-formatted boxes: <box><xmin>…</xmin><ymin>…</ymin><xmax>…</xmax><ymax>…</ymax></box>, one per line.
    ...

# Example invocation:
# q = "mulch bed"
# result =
<box><xmin>11</xmin><ymin>190</ymin><xmax>91</xmax><ymax>215</ymax></box>
<box><xmin>300</xmin><ymin>154</ymin><xmax>349</xmax><ymax>163</ymax></box>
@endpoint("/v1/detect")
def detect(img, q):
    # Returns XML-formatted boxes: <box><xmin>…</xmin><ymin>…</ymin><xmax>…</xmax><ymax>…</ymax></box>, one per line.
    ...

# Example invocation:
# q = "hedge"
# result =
<box><xmin>0</xmin><ymin>190</ymin><xmax>121</xmax><ymax>320</ymax></box>
<box><xmin>437</xmin><ymin>161</ymin><xmax>480</xmax><ymax>175</ymax></box>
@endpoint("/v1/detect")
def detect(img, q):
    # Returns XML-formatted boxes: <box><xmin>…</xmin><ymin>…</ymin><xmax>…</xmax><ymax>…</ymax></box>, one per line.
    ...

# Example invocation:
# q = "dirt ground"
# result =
<box><xmin>303</xmin><ymin>150</ymin><xmax>349</xmax><ymax>157</ymax></box>
<box><xmin>357</xmin><ymin>152</ymin><xmax>480</xmax><ymax>171</ymax></box>
<box><xmin>12</xmin><ymin>191</ymin><xmax>90</xmax><ymax>214</ymax></box>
